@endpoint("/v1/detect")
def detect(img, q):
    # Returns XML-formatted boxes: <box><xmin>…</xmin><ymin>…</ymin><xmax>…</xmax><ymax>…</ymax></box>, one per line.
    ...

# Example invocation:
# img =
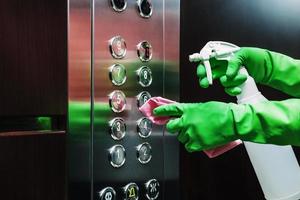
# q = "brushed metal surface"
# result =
<box><xmin>68</xmin><ymin>0</ymin><xmax>92</xmax><ymax>199</ymax></box>
<box><xmin>93</xmin><ymin>2</ymin><xmax>165</xmax><ymax>199</ymax></box>
<box><xmin>68</xmin><ymin>0</ymin><xmax>180</xmax><ymax>199</ymax></box>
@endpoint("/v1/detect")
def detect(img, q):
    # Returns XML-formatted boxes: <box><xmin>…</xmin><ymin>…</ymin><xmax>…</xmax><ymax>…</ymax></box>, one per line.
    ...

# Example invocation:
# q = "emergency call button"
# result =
<box><xmin>109</xmin><ymin>118</ymin><xmax>126</xmax><ymax>140</ymax></box>
<box><xmin>145</xmin><ymin>179</ymin><xmax>160</xmax><ymax>200</ymax></box>
<box><xmin>109</xmin><ymin>145</ymin><xmax>126</xmax><ymax>168</ymax></box>
<box><xmin>109</xmin><ymin>64</ymin><xmax>126</xmax><ymax>86</ymax></box>
<box><xmin>123</xmin><ymin>183</ymin><xmax>139</xmax><ymax>200</ymax></box>
<box><xmin>137</xmin><ymin>91</ymin><xmax>151</xmax><ymax>108</ymax></box>
<box><xmin>137</xmin><ymin>66</ymin><xmax>152</xmax><ymax>87</ymax></box>
<box><xmin>137</xmin><ymin>41</ymin><xmax>152</xmax><ymax>62</ymax></box>
<box><xmin>136</xmin><ymin>142</ymin><xmax>152</xmax><ymax>164</ymax></box>
<box><xmin>109</xmin><ymin>36</ymin><xmax>127</xmax><ymax>59</ymax></box>
<box><xmin>109</xmin><ymin>90</ymin><xmax>126</xmax><ymax>113</ymax></box>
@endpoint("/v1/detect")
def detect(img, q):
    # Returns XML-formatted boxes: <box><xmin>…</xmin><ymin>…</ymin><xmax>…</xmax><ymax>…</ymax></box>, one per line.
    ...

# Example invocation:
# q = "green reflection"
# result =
<box><xmin>68</xmin><ymin>101</ymin><xmax>110</xmax><ymax>138</ymax></box>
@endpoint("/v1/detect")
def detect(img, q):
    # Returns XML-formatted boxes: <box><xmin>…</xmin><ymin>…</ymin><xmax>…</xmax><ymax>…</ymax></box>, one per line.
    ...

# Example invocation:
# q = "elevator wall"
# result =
<box><xmin>0</xmin><ymin>0</ymin><xmax>67</xmax><ymax>199</ymax></box>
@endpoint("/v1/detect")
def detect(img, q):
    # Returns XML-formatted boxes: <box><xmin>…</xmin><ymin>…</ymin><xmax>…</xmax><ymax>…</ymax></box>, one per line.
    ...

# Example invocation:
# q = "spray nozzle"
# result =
<box><xmin>189</xmin><ymin>41</ymin><xmax>241</xmax><ymax>85</ymax></box>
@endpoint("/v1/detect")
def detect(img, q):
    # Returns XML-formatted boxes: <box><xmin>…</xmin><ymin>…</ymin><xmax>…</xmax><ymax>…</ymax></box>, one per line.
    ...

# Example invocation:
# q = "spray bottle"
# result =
<box><xmin>189</xmin><ymin>41</ymin><xmax>300</xmax><ymax>200</ymax></box>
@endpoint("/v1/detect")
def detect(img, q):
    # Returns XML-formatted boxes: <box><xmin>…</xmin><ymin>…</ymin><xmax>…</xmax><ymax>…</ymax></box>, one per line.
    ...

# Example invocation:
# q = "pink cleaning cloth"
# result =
<box><xmin>139</xmin><ymin>96</ymin><xmax>242</xmax><ymax>158</ymax></box>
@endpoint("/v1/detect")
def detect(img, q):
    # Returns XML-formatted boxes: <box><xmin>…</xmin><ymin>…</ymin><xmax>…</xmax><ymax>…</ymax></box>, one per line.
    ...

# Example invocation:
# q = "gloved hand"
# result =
<box><xmin>153</xmin><ymin>99</ymin><xmax>300</xmax><ymax>152</ymax></box>
<box><xmin>197</xmin><ymin>47</ymin><xmax>300</xmax><ymax>97</ymax></box>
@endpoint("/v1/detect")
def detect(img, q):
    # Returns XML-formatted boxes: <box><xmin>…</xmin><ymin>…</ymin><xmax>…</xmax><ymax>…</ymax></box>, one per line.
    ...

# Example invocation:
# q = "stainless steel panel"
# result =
<box><xmin>68</xmin><ymin>0</ymin><xmax>180</xmax><ymax>199</ymax></box>
<box><xmin>93</xmin><ymin>2</ymin><xmax>165</xmax><ymax>198</ymax></box>
<box><xmin>68</xmin><ymin>0</ymin><xmax>92</xmax><ymax>199</ymax></box>
<box><xmin>163</xmin><ymin>1</ymin><xmax>180</xmax><ymax>199</ymax></box>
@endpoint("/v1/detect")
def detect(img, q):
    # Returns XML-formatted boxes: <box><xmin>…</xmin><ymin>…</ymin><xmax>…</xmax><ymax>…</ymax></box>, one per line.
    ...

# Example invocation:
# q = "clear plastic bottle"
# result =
<box><xmin>237</xmin><ymin>67</ymin><xmax>300</xmax><ymax>200</ymax></box>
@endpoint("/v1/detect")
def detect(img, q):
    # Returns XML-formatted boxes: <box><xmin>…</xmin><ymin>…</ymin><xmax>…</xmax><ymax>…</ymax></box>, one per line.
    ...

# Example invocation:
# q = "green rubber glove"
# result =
<box><xmin>197</xmin><ymin>47</ymin><xmax>300</xmax><ymax>97</ymax></box>
<box><xmin>153</xmin><ymin>99</ymin><xmax>300</xmax><ymax>152</ymax></box>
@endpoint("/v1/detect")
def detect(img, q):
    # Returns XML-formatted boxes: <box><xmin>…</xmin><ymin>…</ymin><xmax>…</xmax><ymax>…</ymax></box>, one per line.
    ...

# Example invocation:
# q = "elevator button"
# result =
<box><xmin>137</xmin><ymin>117</ymin><xmax>152</xmax><ymax>138</ymax></box>
<box><xmin>109</xmin><ymin>118</ymin><xmax>126</xmax><ymax>140</ymax></box>
<box><xmin>137</xmin><ymin>66</ymin><xmax>152</xmax><ymax>87</ymax></box>
<box><xmin>145</xmin><ymin>179</ymin><xmax>160</xmax><ymax>200</ymax></box>
<box><xmin>110</xmin><ymin>0</ymin><xmax>127</xmax><ymax>12</ymax></box>
<box><xmin>109</xmin><ymin>64</ymin><xmax>126</xmax><ymax>86</ymax></box>
<box><xmin>137</xmin><ymin>91</ymin><xmax>151</xmax><ymax>108</ymax></box>
<box><xmin>109</xmin><ymin>36</ymin><xmax>127</xmax><ymax>59</ymax></box>
<box><xmin>109</xmin><ymin>90</ymin><xmax>126</xmax><ymax>113</ymax></box>
<box><xmin>98</xmin><ymin>187</ymin><xmax>116</xmax><ymax>200</ymax></box>
<box><xmin>137</xmin><ymin>142</ymin><xmax>152</xmax><ymax>164</ymax></box>
<box><xmin>109</xmin><ymin>145</ymin><xmax>126</xmax><ymax>168</ymax></box>
<box><xmin>137</xmin><ymin>41</ymin><xmax>152</xmax><ymax>62</ymax></box>
<box><xmin>123</xmin><ymin>183</ymin><xmax>139</xmax><ymax>200</ymax></box>
<box><xmin>137</xmin><ymin>0</ymin><xmax>153</xmax><ymax>18</ymax></box>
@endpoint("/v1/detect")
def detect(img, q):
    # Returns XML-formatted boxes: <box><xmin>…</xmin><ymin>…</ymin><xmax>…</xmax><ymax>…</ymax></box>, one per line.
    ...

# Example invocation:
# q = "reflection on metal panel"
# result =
<box><xmin>68</xmin><ymin>0</ymin><xmax>180</xmax><ymax>199</ymax></box>
<box><xmin>68</xmin><ymin>0</ymin><xmax>91</xmax><ymax>199</ymax></box>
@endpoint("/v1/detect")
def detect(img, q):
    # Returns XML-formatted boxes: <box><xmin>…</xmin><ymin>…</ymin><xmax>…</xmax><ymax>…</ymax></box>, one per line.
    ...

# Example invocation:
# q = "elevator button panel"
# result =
<box><xmin>137</xmin><ymin>117</ymin><xmax>152</xmax><ymax>138</ymax></box>
<box><xmin>123</xmin><ymin>183</ymin><xmax>139</xmax><ymax>200</ymax></box>
<box><xmin>109</xmin><ymin>90</ymin><xmax>126</xmax><ymax>113</ymax></box>
<box><xmin>109</xmin><ymin>36</ymin><xmax>127</xmax><ymax>59</ymax></box>
<box><xmin>110</xmin><ymin>0</ymin><xmax>127</xmax><ymax>12</ymax></box>
<box><xmin>137</xmin><ymin>41</ymin><xmax>152</xmax><ymax>62</ymax></box>
<box><xmin>145</xmin><ymin>179</ymin><xmax>160</xmax><ymax>200</ymax></box>
<box><xmin>109</xmin><ymin>118</ymin><xmax>126</xmax><ymax>140</ymax></box>
<box><xmin>69</xmin><ymin>0</ymin><xmax>180</xmax><ymax>198</ymax></box>
<box><xmin>137</xmin><ymin>142</ymin><xmax>152</xmax><ymax>164</ymax></box>
<box><xmin>137</xmin><ymin>91</ymin><xmax>151</xmax><ymax>108</ymax></box>
<box><xmin>109</xmin><ymin>64</ymin><xmax>127</xmax><ymax>86</ymax></box>
<box><xmin>137</xmin><ymin>66</ymin><xmax>152</xmax><ymax>87</ymax></box>
<box><xmin>136</xmin><ymin>0</ymin><xmax>153</xmax><ymax>18</ymax></box>
<box><xmin>109</xmin><ymin>145</ymin><xmax>126</xmax><ymax>168</ymax></box>
<box><xmin>98</xmin><ymin>187</ymin><xmax>116</xmax><ymax>200</ymax></box>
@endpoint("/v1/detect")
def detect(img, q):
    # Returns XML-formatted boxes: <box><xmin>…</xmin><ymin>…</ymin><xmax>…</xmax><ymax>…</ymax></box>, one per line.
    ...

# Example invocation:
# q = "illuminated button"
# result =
<box><xmin>109</xmin><ymin>90</ymin><xmax>126</xmax><ymax>113</ymax></box>
<box><xmin>98</xmin><ymin>187</ymin><xmax>116</xmax><ymax>200</ymax></box>
<box><xmin>109</xmin><ymin>36</ymin><xmax>127</xmax><ymax>59</ymax></box>
<box><xmin>109</xmin><ymin>64</ymin><xmax>126</xmax><ymax>86</ymax></box>
<box><xmin>137</xmin><ymin>117</ymin><xmax>152</xmax><ymax>138</ymax></box>
<box><xmin>123</xmin><ymin>183</ymin><xmax>139</xmax><ymax>200</ymax></box>
<box><xmin>137</xmin><ymin>41</ymin><xmax>152</xmax><ymax>62</ymax></box>
<box><xmin>109</xmin><ymin>118</ymin><xmax>126</xmax><ymax>140</ymax></box>
<box><xmin>137</xmin><ymin>66</ymin><xmax>152</xmax><ymax>87</ymax></box>
<box><xmin>145</xmin><ymin>179</ymin><xmax>160</xmax><ymax>200</ymax></box>
<box><xmin>137</xmin><ymin>0</ymin><xmax>153</xmax><ymax>18</ymax></box>
<box><xmin>109</xmin><ymin>145</ymin><xmax>126</xmax><ymax>168</ymax></box>
<box><xmin>110</xmin><ymin>0</ymin><xmax>127</xmax><ymax>12</ymax></box>
<box><xmin>137</xmin><ymin>91</ymin><xmax>151</xmax><ymax>108</ymax></box>
<box><xmin>136</xmin><ymin>142</ymin><xmax>152</xmax><ymax>164</ymax></box>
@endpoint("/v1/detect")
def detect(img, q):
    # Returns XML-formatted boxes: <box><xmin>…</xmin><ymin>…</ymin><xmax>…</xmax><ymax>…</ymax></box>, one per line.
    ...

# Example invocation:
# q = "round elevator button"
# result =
<box><xmin>109</xmin><ymin>90</ymin><xmax>126</xmax><ymax>113</ymax></box>
<box><xmin>137</xmin><ymin>0</ymin><xmax>153</xmax><ymax>18</ymax></box>
<box><xmin>145</xmin><ymin>179</ymin><xmax>160</xmax><ymax>200</ymax></box>
<box><xmin>123</xmin><ymin>183</ymin><xmax>139</xmax><ymax>200</ymax></box>
<box><xmin>109</xmin><ymin>64</ymin><xmax>126</xmax><ymax>86</ymax></box>
<box><xmin>109</xmin><ymin>145</ymin><xmax>126</xmax><ymax>168</ymax></box>
<box><xmin>137</xmin><ymin>66</ymin><xmax>152</xmax><ymax>87</ymax></box>
<box><xmin>110</xmin><ymin>0</ymin><xmax>127</xmax><ymax>12</ymax></box>
<box><xmin>109</xmin><ymin>36</ymin><xmax>127</xmax><ymax>59</ymax></box>
<box><xmin>109</xmin><ymin>118</ymin><xmax>126</xmax><ymax>140</ymax></box>
<box><xmin>137</xmin><ymin>41</ymin><xmax>152</xmax><ymax>62</ymax></box>
<box><xmin>98</xmin><ymin>187</ymin><xmax>116</xmax><ymax>200</ymax></box>
<box><xmin>137</xmin><ymin>117</ymin><xmax>152</xmax><ymax>138</ymax></box>
<box><xmin>137</xmin><ymin>91</ymin><xmax>151</xmax><ymax>108</ymax></box>
<box><xmin>136</xmin><ymin>142</ymin><xmax>152</xmax><ymax>164</ymax></box>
